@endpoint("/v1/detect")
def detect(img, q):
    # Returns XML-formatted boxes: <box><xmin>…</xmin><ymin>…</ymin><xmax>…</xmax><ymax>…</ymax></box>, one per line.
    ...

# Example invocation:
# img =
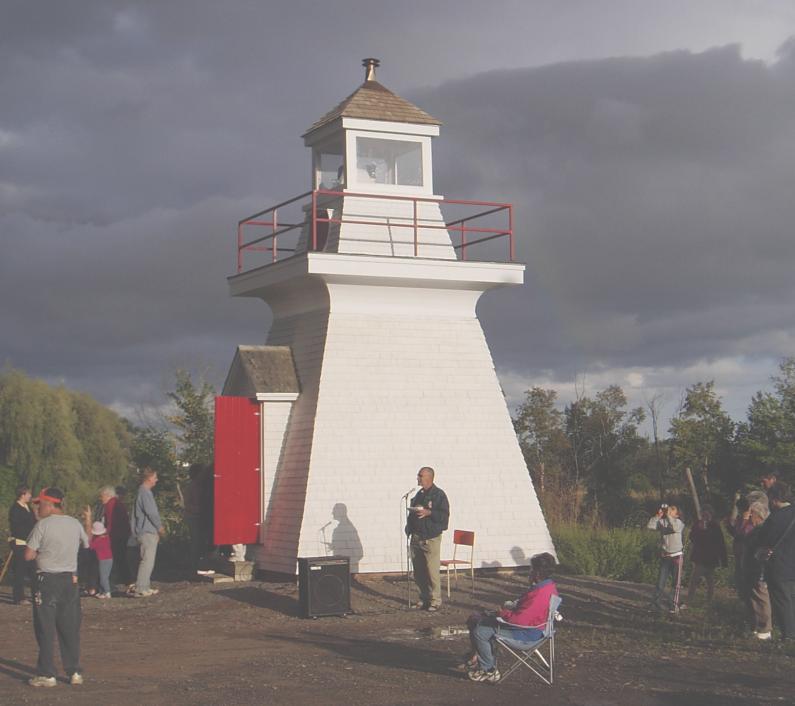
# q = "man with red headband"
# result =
<box><xmin>24</xmin><ymin>487</ymin><xmax>89</xmax><ymax>688</ymax></box>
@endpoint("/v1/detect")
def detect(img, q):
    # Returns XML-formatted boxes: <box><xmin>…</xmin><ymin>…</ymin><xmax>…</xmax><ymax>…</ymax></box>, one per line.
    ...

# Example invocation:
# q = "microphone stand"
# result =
<box><xmin>405</xmin><ymin>492</ymin><xmax>411</xmax><ymax>608</ymax></box>
<box><xmin>401</xmin><ymin>487</ymin><xmax>417</xmax><ymax>609</ymax></box>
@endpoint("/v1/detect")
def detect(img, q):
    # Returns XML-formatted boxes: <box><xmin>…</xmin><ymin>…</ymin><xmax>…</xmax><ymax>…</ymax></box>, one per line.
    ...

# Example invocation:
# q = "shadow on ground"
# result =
<box><xmin>260</xmin><ymin>632</ymin><xmax>462</xmax><ymax>678</ymax></box>
<box><xmin>212</xmin><ymin>586</ymin><xmax>301</xmax><ymax>617</ymax></box>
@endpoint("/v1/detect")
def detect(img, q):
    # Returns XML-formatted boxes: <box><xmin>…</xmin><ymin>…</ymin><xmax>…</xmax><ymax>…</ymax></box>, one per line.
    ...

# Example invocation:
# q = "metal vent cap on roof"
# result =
<box><xmin>362</xmin><ymin>57</ymin><xmax>380</xmax><ymax>82</ymax></box>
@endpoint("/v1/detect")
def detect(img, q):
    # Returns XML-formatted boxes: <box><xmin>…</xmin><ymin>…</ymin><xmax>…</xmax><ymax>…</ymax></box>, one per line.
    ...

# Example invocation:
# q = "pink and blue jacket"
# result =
<box><xmin>499</xmin><ymin>578</ymin><xmax>559</xmax><ymax>629</ymax></box>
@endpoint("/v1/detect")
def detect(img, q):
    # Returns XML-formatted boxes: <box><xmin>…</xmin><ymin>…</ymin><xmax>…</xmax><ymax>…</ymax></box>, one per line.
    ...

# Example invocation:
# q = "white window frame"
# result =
<box><xmin>345</xmin><ymin>130</ymin><xmax>433</xmax><ymax>196</ymax></box>
<box><xmin>312</xmin><ymin>136</ymin><xmax>346</xmax><ymax>191</ymax></box>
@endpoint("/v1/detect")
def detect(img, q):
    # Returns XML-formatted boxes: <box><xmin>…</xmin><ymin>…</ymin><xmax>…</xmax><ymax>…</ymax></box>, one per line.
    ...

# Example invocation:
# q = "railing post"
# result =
<box><xmin>312</xmin><ymin>190</ymin><xmax>317</xmax><ymax>252</ymax></box>
<box><xmin>272</xmin><ymin>208</ymin><xmax>278</xmax><ymax>263</ymax></box>
<box><xmin>460</xmin><ymin>221</ymin><xmax>466</xmax><ymax>261</ymax></box>
<box><xmin>413</xmin><ymin>198</ymin><xmax>418</xmax><ymax>257</ymax></box>
<box><xmin>508</xmin><ymin>205</ymin><xmax>514</xmax><ymax>262</ymax></box>
<box><xmin>237</xmin><ymin>222</ymin><xmax>243</xmax><ymax>273</ymax></box>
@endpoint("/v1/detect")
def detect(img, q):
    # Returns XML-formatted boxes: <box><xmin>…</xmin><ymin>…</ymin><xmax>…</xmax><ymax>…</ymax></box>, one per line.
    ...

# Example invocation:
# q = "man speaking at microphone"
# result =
<box><xmin>405</xmin><ymin>467</ymin><xmax>449</xmax><ymax>612</ymax></box>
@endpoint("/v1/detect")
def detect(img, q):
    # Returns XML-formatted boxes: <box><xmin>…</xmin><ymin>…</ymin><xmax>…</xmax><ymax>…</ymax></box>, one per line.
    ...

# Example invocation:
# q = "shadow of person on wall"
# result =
<box><xmin>510</xmin><ymin>546</ymin><xmax>527</xmax><ymax>565</ymax></box>
<box><xmin>328</xmin><ymin>503</ymin><xmax>364</xmax><ymax>572</ymax></box>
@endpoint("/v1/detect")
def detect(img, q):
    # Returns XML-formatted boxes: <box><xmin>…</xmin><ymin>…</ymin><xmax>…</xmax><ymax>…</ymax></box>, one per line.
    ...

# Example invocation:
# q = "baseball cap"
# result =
<box><xmin>32</xmin><ymin>487</ymin><xmax>64</xmax><ymax>504</ymax></box>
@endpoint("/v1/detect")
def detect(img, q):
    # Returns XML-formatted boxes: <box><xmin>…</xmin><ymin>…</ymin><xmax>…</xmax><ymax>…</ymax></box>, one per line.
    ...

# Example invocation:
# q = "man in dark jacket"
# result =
<box><xmin>758</xmin><ymin>482</ymin><xmax>795</xmax><ymax>640</ymax></box>
<box><xmin>8</xmin><ymin>485</ymin><xmax>37</xmax><ymax>604</ymax></box>
<box><xmin>405</xmin><ymin>467</ymin><xmax>449</xmax><ymax>611</ymax></box>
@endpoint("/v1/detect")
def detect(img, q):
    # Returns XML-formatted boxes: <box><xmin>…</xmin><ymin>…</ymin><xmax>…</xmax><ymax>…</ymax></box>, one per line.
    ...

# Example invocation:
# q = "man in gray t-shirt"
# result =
<box><xmin>24</xmin><ymin>487</ymin><xmax>89</xmax><ymax>687</ymax></box>
<box><xmin>130</xmin><ymin>467</ymin><xmax>164</xmax><ymax>597</ymax></box>
<box><xmin>27</xmin><ymin>515</ymin><xmax>88</xmax><ymax>574</ymax></box>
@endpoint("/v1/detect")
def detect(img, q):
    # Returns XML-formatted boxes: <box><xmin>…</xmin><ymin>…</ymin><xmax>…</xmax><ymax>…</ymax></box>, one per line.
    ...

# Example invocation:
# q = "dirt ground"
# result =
<box><xmin>1</xmin><ymin>568</ymin><xmax>793</xmax><ymax>706</ymax></box>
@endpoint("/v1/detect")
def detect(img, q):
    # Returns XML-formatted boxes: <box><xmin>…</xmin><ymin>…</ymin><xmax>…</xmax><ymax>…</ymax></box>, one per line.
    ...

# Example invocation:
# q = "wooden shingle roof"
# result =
<box><xmin>222</xmin><ymin>346</ymin><xmax>300</xmax><ymax>397</ymax></box>
<box><xmin>304</xmin><ymin>80</ymin><xmax>441</xmax><ymax>136</ymax></box>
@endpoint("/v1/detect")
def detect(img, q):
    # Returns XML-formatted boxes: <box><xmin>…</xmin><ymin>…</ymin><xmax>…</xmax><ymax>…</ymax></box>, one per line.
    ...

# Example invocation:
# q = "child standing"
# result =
<box><xmin>90</xmin><ymin>521</ymin><xmax>114</xmax><ymax>598</ymax></box>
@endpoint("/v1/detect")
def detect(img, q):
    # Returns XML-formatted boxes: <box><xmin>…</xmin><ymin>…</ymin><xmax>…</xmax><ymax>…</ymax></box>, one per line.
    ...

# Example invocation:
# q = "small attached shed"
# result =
<box><xmin>214</xmin><ymin>345</ymin><xmax>299</xmax><ymax>563</ymax></box>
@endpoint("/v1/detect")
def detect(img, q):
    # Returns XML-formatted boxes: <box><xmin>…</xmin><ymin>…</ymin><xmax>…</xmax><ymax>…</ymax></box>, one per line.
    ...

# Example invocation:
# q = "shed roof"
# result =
<box><xmin>222</xmin><ymin>346</ymin><xmax>300</xmax><ymax>397</ymax></box>
<box><xmin>304</xmin><ymin>80</ymin><xmax>441</xmax><ymax>136</ymax></box>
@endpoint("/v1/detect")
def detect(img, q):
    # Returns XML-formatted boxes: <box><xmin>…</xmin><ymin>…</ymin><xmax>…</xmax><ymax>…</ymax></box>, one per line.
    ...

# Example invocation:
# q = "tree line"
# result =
<box><xmin>3</xmin><ymin>357</ymin><xmax>794</xmax><ymax>534</ymax></box>
<box><xmin>0</xmin><ymin>368</ymin><xmax>214</xmax><ymax>538</ymax></box>
<box><xmin>513</xmin><ymin>358</ymin><xmax>795</xmax><ymax>526</ymax></box>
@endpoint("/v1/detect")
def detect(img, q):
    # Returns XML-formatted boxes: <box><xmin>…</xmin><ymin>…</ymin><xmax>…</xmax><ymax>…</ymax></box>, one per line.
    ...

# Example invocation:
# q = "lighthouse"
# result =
<box><xmin>216</xmin><ymin>59</ymin><xmax>555</xmax><ymax>575</ymax></box>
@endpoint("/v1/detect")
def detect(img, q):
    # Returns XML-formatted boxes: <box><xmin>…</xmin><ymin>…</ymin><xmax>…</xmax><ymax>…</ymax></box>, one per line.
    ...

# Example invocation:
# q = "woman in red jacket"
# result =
<box><xmin>465</xmin><ymin>552</ymin><xmax>559</xmax><ymax>684</ymax></box>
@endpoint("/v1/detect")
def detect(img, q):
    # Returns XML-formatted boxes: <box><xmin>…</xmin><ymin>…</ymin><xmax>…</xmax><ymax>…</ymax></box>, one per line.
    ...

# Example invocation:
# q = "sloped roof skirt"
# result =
<box><xmin>304</xmin><ymin>80</ymin><xmax>441</xmax><ymax>137</ymax></box>
<box><xmin>222</xmin><ymin>345</ymin><xmax>300</xmax><ymax>397</ymax></box>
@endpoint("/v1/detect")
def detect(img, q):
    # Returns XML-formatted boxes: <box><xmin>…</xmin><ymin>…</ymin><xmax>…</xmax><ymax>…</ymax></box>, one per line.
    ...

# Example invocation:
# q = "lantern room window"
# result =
<box><xmin>355</xmin><ymin>136</ymin><xmax>423</xmax><ymax>187</ymax></box>
<box><xmin>314</xmin><ymin>141</ymin><xmax>345</xmax><ymax>190</ymax></box>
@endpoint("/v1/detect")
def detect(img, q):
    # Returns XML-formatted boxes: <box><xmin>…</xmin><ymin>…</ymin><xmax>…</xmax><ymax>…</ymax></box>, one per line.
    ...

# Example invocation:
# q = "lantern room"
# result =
<box><xmin>306</xmin><ymin>58</ymin><xmax>439</xmax><ymax>198</ymax></box>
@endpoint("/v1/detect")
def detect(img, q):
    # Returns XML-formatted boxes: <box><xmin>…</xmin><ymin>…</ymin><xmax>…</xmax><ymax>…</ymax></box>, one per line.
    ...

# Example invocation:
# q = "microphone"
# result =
<box><xmin>320</xmin><ymin>521</ymin><xmax>333</xmax><ymax>531</ymax></box>
<box><xmin>401</xmin><ymin>486</ymin><xmax>419</xmax><ymax>499</ymax></box>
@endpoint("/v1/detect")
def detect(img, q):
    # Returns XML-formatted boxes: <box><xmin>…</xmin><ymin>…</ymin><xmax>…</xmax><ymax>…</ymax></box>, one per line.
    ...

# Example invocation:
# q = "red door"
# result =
<box><xmin>214</xmin><ymin>396</ymin><xmax>261</xmax><ymax>545</ymax></box>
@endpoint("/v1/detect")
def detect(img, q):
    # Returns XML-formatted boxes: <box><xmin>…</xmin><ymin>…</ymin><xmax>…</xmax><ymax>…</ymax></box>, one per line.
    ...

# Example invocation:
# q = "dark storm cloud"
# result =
<box><xmin>413</xmin><ymin>44</ymin><xmax>795</xmax><ymax>379</ymax></box>
<box><xmin>1</xmin><ymin>0</ymin><xmax>793</xmax><ymax>416</ymax></box>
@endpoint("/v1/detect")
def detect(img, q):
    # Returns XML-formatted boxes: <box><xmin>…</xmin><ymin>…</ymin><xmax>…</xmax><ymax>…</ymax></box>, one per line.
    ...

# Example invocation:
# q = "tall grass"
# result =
<box><xmin>551</xmin><ymin>522</ymin><xmax>735</xmax><ymax>588</ymax></box>
<box><xmin>552</xmin><ymin>523</ymin><xmax>660</xmax><ymax>583</ymax></box>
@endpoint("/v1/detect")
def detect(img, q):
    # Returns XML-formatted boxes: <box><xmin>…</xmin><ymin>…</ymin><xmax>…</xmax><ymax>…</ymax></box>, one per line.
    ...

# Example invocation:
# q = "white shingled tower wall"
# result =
<box><xmin>228</xmin><ymin>60</ymin><xmax>555</xmax><ymax>575</ymax></box>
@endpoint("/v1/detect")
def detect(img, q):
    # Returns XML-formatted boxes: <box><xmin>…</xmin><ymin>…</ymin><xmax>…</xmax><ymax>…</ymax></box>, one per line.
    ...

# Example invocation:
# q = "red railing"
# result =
<box><xmin>236</xmin><ymin>189</ymin><xmax>514</xmax><ymax>273</ymax></box>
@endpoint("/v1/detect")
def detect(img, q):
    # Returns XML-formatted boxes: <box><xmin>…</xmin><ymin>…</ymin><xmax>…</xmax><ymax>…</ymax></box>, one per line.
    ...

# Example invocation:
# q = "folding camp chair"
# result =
<box><xmin>440</xmin><ymin>530</ymin><xmax>475</xmax><ymax>598</ymax></box>
<box><xmin>494</xmin><ymin>593</ymin><xmax>562</xmax><ymax>685</ymax></box>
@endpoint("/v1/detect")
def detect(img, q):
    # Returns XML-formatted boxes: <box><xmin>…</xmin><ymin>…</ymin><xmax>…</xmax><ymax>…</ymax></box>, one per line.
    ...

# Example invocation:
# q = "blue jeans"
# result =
<box><xmin>653</xmin><ymin>554</ymin><xmax>683</xmax><ymax>609</ymax></box>
<box><xmin>98</xmin><ymin>559</ymin><xmax>113</xmax><ymax>595</ymax></box>
<box><xmin>470</xmin><ymin>615</ymin><xmax>543</xmax><ymax>671</ymax></box>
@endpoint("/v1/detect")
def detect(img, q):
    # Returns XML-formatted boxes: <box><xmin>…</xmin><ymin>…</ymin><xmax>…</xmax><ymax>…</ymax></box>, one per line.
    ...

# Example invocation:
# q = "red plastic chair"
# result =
<box><xmin>440</xmin><ymin>529</ymin><xmax>475</xmax><ymax>598</ymax></box>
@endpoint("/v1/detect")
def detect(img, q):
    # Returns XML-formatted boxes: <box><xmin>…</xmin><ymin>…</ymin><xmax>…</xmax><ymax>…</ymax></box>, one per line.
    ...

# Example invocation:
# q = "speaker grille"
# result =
<box><xmin>298</xmin><ymin>556</ymin><xmax>351</xmax><ymax>618</ymax></box>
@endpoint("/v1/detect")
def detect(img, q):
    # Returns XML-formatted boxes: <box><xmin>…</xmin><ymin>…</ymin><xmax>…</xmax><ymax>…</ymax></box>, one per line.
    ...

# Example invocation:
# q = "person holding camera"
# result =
<box><xmin>648</xmin><ymin>504</ymin><xmax>685</xmax><ymax>612</ymax></box>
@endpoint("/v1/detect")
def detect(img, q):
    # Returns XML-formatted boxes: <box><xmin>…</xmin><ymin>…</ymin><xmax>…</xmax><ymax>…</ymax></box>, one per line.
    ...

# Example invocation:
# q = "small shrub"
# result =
<box><xmin>552</xmin><ymin>523</ymin><xmax>660</xmax><ymax>583</ymax></box>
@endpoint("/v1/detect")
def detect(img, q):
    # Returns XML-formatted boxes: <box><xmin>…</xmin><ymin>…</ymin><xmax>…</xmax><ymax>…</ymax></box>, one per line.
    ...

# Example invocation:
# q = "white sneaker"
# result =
<box><xmin>29</xmin><ymin>676</ymin><xmax>57</xmax><ymax>688</ymax></box>
<box><xmin>755</xmin><ymin>631</ymin><xmax>772</xmax><ymax>640</ymax></box>
<box><xmin>70</xmin><ymin>673</ymin><xmax>84</xmax><ymax>685</ymax></box>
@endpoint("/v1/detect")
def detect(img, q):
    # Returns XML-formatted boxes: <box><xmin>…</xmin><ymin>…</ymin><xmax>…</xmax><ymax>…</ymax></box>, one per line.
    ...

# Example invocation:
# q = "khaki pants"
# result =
<box><xmin>749</xmin><ymin>580</ymin><xmax>772</xmax><ymax>633</ymax></box>
<box><xmin>136</xmin><ymin>532</ymin><xmax>159</xmax><ymax>593</ymax></box>
<box><xmin>411</xmin><ymin>534</ymin><xmax>442</xmax><ymax>607</ymax></box>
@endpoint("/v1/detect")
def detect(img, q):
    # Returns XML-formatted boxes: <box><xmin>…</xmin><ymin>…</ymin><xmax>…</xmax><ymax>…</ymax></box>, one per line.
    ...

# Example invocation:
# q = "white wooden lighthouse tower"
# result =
<box><xmin>220</xmin><ymin>59</ymin><xmax>555</xmax><ymax>575</ymax></box>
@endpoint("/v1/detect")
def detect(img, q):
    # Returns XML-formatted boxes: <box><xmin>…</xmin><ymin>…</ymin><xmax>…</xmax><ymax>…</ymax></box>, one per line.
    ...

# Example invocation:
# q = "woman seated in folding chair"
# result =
<box><xmin>464</xmin><ymin>552</ymin><xmax>558</xmax><ymax>684</ymax></box>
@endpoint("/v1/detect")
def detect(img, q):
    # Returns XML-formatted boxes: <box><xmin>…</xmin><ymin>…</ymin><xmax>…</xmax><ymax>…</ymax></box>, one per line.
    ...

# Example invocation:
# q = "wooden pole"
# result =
<box><xmin>0</xmin><ymin>551</ymin><xmax>12</xmax><ymax>585</ymax></box>
<box><xmin>685</xmin><ymin>466</ymin><xmax>702</xmax><ymax>520</ymax></box>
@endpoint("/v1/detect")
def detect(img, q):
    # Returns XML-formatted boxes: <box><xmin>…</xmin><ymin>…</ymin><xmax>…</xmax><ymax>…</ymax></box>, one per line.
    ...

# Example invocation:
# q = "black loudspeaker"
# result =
<box><xmin>298</xmin><ymin>556</ymin><xmax>351</xmax><ymax>618</ymax></box>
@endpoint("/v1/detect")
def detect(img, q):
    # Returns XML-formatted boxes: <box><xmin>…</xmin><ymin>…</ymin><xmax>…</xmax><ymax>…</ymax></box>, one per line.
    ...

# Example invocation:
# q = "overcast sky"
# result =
<box><xmin>2</xmin><ymin>0</ymin><xmax>794</xmax><ymax>431</ymax></box>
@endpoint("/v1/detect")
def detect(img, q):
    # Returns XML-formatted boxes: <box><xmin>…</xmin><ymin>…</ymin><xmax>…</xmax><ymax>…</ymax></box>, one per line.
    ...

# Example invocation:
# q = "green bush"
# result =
<box><xmin>552</xmin><ymin>522</ymin><xmax>735</xmax><ymax>589</ymax></box>
<box><xmin>553</xmin><ymin>523</ymin><xmax>660</xmax><ymax>583</ymax></box>
<box><xmin>0</xmin><ymin>465</ymin><xmax>20</xmax><ymax>555</ymax></box>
